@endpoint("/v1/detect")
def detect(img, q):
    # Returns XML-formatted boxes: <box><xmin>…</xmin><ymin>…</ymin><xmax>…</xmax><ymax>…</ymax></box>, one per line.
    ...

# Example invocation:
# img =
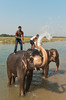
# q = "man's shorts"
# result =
<box><xmin>30</xmin><ymin>40</ymin><xmax>34</xmax><ymax>45</ymax></box>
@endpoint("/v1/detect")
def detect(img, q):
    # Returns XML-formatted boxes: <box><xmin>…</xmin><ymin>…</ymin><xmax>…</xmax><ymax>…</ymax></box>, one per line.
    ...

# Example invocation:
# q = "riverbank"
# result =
<box><xmin>0</xmin><ymin>37</ymin><xmax>66</xmax><ymax>44</ymax></box>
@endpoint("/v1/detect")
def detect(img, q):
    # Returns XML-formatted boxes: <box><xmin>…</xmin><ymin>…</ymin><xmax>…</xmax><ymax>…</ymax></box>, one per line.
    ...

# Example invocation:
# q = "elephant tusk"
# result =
<box><xmin>39</xmin><ymin>45</ymin><xmax>48</xmax><ymax>67</ymax></box>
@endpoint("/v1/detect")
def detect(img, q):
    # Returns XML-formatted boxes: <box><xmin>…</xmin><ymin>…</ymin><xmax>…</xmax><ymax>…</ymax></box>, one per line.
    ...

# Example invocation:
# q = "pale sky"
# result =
<box><xmin>0</xmin><ymin>0</ymin><xmax>66</xmax><ymax>36</ymax></box>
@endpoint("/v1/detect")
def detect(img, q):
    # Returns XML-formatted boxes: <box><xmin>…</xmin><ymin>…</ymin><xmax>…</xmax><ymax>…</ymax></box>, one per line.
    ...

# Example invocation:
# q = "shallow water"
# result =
<box><xmin>0</xmin><ymin>41</ymin><xmax>66</xmax><ymax>100</ymax></box>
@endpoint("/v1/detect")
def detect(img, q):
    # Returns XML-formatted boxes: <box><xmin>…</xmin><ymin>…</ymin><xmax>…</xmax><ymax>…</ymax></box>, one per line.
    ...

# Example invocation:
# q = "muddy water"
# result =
<box><xmin>0</xmin><ymin>41</ymin><xmax>66</xmax><ymax>100</ymax></box>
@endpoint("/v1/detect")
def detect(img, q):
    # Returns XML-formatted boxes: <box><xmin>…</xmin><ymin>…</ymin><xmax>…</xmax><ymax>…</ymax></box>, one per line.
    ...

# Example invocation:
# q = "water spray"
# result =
<box><xmin>37</xmin><ymin>32</ymin><xmax>53</xmax><ymax>67</ymax></box>
<box><xmin>37</xmin><ymin>32</ymin><xmax>52</xmax><ymax>47</ymax></box>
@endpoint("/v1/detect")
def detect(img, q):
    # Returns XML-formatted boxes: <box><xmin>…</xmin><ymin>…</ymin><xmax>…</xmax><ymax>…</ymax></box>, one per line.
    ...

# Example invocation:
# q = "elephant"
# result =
<box><xmin>7</xmin><ymin>46</ymin><xmax>59</xmax><ymax>96</ymax></box>
<box><xmin>27</xmin><ymin>48</ymin><xmax>59</xmax><ymax>78</ymax></box>
<box><xmin>43</xmin><ymin>48</ymin><xmax>59</xmax><ymax>78</ymax></box>
<box><xmin>7</xmin><ymin>49</ymin><xmax>43</xmax><ymax>96</ymax></box>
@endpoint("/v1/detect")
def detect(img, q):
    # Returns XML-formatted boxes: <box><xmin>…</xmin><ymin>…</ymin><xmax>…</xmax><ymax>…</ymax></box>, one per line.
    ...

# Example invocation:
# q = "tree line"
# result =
<box><xmin>0</xmin><ymin>34</ymin><xmax>66</xmax><ymax>38</ymax></box>
<box><xmin>0</xmin><ymin>34</ymin><xmax>31</xmax><ymax>37</ymax></box>
<box><xmin>0</xmin><ymin>34</ymin><xmax>14</xmax><ymax>37</ymax></box>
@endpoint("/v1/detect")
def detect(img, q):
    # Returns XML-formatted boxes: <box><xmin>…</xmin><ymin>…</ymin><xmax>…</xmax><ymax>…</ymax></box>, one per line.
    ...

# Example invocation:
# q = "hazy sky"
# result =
<box><xmin>0</xmin><ymin>0</ymin><xmax>66</xmax><ymax>36</ymax></box>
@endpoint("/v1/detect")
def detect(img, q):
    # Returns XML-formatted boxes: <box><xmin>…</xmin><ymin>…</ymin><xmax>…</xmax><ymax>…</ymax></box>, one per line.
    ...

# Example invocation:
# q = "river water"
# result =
<box><xmin>0</xmin><ymin>41</ymin><xmax>66</xmax><ymax>100</ymax></box>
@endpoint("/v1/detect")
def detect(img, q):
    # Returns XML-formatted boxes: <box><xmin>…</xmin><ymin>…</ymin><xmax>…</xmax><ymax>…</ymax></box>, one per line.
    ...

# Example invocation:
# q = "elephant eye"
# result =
<box><xmin>30</xmin><ymin>58</ymin><xmax>33</xmax><ymax>63</ymax></box>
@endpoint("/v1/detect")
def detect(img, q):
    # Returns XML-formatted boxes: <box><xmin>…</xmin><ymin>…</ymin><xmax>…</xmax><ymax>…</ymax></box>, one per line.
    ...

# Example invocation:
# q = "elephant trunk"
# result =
<box><xmin>39</xmin><ymin>45</ymin><xmax>48</xmax><ymax>67</ymax></box>
<box><xmin>55</xmin><ymin>58</ymin><xmax>59</xmax><ymax>72</ymax></box>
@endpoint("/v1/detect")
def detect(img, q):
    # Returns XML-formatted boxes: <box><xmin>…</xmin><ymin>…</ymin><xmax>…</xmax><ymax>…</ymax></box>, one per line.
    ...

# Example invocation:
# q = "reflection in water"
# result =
<box><xmin>0</xmin><ymin>41</ymin><xmax>66</xmax><ymax>100</ymax></box>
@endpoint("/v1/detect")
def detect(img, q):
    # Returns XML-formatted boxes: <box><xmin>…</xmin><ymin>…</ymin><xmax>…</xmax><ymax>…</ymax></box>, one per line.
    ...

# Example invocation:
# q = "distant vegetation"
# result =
<box><xmin>0</xmin><ymin>34</ymin><xmax>14</xmax><ymax>37</ymax></box>
<box><xmin>0</xmin><ymin>34</ymin><xmax>66</xmax><ymax>38</ymax></box>
<box><xmin>0</xmin><ymin>34</ymin><xmax>32</xmax><ymax>37</ymax></box>
<box><xmin>0</xmin><ymin>34</ymin><xmax>66</xmax><ymax>44</ymax></box>
<box><xmin>53</xmin><ymin>36</ymin><xmax>66</xmax><ymax>38</ymax></box>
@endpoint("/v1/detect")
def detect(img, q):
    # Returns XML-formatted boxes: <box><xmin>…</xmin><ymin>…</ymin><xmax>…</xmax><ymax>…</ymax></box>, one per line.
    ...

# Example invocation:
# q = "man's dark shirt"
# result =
<box><xmin>16</xmin><ymin>30</ymin><xmax>23</xmax><ymax>38</ymax></box>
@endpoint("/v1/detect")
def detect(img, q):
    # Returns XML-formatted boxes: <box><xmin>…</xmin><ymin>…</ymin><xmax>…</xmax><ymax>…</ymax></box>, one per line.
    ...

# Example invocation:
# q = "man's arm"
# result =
<box><xmin>22</xmin><ymin>32</ymin><xmax>24</xmax><ymax>44</ymax></box>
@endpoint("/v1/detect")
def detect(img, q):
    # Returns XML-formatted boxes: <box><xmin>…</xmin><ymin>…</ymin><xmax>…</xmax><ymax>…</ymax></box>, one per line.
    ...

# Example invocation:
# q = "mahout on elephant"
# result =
<box><xmin>7</xmin><ymin>46</ymin><xmax>59</xmax><ymax>96</ymax></box>
<box><xmin>7</xmin><ymin>49</ymin><xmax>43</xmax><ymax>96</ymax></box>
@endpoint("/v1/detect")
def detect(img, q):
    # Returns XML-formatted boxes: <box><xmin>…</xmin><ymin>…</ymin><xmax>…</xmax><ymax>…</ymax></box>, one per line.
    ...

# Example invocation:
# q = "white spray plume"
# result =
<box><xmin>37</xmin><ymin>32</ymin><xmax>52</xmax><ymax>47</ymax></box>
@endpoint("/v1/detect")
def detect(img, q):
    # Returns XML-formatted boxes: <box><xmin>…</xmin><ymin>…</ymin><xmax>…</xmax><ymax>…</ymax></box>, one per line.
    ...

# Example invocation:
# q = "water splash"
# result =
<box><xmin>37</xmin><ymin>32</ymin><xmax>52</xmax><ymax>46</ymax></box>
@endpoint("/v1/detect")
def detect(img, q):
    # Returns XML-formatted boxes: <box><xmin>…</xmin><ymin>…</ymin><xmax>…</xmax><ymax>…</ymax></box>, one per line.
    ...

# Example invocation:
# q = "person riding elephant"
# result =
<box><xmin>7</xmin><ymin>49</ymin><xmax>43</xmax><ymax>96</ymax></box>
<box><xmin>36</xmin><ymin>33</ymin><xmax>59</xmax><ymax>78</ymax></box>
<box><xmin>7</xmin><ymin>45</ymin><xmax>59</xmax><ymax>96</ymax></box>
<box><xmin>27</xmin><ymin>48</ymin><xmax>59</xmax><ymax>78</ymax></box>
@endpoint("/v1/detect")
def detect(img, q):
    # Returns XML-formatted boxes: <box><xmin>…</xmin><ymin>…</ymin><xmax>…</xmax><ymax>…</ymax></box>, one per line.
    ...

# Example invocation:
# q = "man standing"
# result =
<box><xmin>14</xmin><ymin>26</ymin><xmax>24</xmax><ymax>54</ymax></box>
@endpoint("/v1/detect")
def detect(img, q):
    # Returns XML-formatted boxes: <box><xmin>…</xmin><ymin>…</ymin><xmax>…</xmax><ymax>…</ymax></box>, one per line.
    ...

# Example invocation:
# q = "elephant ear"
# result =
<box><xmin>22</xmin><ymin>52</ymin><xmax>32</xmax><ymax>70</ymax></box>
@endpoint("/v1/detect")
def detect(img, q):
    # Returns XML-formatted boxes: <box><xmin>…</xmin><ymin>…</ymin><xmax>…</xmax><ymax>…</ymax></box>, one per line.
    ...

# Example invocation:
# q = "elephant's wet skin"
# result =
<box><xmin>44</xmin><ymin>49</ymin><xmax>59</xmax><ymax>77</ymax></box>
<box><xmin>7</xmin><ymin>49</ymin><xmax>43</xmax><ymax>96</ymax></box>
<box><xmin>27</xmin><ymin>48</ymin><xmax>59</xmax><ymax>78</ymax></box>
<box><xmin>7</xmin><ymin>48</ymin><xmax>59</xmax><ymax>96</ymax></box>
<box><xmin>39</xmin><ymin>48</ymin><xmax>59</xmax><ymax>78</ymax></box>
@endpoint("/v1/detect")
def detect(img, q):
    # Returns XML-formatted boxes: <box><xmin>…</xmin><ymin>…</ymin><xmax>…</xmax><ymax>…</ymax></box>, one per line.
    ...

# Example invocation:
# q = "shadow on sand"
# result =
<box><xmin>30</xmin><ymin>69</ymin><xmax>66</xmax><ymax>94</ymax></box>
<box><xmin>8</xmin><ymin>69</ymin><xmax>66</xmax><ymax>95</ymax></box>
<box><xmin>48</xmin><ymin>69</ymin><xmax>66</xmax><ymax>77</ymax></box>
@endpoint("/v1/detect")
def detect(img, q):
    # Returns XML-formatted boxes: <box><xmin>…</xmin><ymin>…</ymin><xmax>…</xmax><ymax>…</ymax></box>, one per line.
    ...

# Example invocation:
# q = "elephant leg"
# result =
<box><xmin>19</xmin><ymin>77</ymin><xmax>25</xmax><ymax>96</ymax></box>
<box><xmin>46</xmin><ymin>65</ymin><xmax>49</xmax><ymax>75</ymax></box>
<box><xmin>17</xmin><ymin>68</ymin><xmax>25</xmax><ymax>96</ymax></box>
<box><xmin>44</xmin><ymin>65</ymin><xmax>49</xmax><ymax>78</ymax></box>
<box><xmin>12</xmin><ymin>76</ymin><xmax>15</xmax><ymax>84</ymax></box>
<box><xmin>8</xmin><ymin>76</ymin><xmax>12</xmax><ymax>86</ymax></box>
<box><xmin>54</xmin><ymin>58</ymin><xmax>59</xmax><ymax>72</ymax></box>
<box><xmin>26</xmin><ymin>70</ymin><xmax>33</xmax><ymax>92</ymax></box>
<box><xmin>7</xmin><ymin>71</ymin><xmax>12</xmax><ymax>86</ymax></box>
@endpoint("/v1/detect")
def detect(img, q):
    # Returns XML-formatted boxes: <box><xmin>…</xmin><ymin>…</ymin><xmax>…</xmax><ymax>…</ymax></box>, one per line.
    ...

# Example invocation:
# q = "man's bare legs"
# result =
<box><xmin>31</xmin><ymin>44</ymin><xmax>35</xmax><ymax>49</ymax></box>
